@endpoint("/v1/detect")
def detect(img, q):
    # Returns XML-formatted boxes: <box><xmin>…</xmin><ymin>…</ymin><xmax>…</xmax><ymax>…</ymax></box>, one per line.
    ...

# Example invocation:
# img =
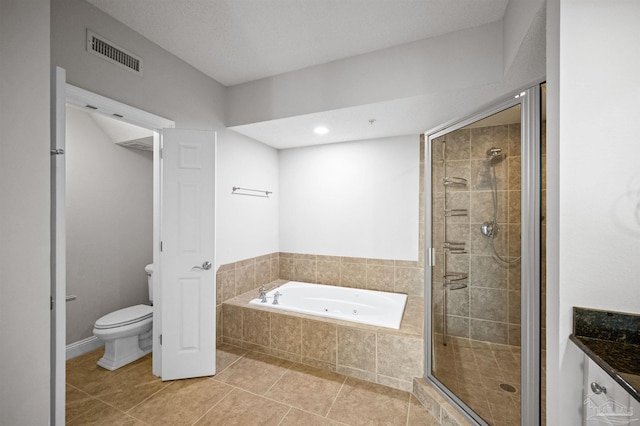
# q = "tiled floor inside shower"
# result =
<box><xmin>432</xmin><ymin>335</ymin><xmax>546</xmax><ymax>426</ymax></box>
<box><xmin>65</xmin><ymin>344</ymin><xmax>439</xmax><ymax>425</ymax></box>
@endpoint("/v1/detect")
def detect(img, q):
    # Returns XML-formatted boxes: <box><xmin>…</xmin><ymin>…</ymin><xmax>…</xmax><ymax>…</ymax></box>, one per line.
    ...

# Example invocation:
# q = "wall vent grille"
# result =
<box><xmin>87</xmin><ymin>30</ymin><xmax>143</xmax><ymax>75</ymax></box>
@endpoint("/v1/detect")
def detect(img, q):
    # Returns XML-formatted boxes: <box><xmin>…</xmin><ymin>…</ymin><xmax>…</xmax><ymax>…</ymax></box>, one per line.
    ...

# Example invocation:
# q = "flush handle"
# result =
<box><xmin>192</xmin><ymin>261</ymin><xmax>212</xmax><ymax>271</ymax></box>
<box><xmin>590</xmin><ymin>382</ymin><xmax>607</xmax><ymax>395</ymax></box>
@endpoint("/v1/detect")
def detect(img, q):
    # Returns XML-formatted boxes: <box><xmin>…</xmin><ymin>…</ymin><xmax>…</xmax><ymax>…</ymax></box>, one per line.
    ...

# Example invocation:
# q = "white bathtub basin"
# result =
<box><xmin>248</xmin><ymin>281</ymin><xmax>408</xmax><ymax>329</ymax></box>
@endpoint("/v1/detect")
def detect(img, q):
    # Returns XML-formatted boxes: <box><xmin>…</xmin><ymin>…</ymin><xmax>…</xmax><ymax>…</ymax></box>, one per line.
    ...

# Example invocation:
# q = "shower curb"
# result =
<box><xmin>413</xmin><ymin>377</ymin><xmax>472</xmax><ymax>426</ymax></box>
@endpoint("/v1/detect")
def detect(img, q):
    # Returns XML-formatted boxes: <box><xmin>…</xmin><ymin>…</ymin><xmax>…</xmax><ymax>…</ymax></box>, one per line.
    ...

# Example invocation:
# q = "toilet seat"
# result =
<box><xmin>94</xmin><ymin>304</ymin><xmax>152</xmax><ymax>329</ymax></box>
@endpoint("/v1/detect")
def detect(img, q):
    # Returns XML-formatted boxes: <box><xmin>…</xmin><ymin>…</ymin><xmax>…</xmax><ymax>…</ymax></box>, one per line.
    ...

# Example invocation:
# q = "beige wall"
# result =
<box><xmin>0</xmin><ymin>0</ymin><xmax>51</xmax><ymax>423</ymax></box>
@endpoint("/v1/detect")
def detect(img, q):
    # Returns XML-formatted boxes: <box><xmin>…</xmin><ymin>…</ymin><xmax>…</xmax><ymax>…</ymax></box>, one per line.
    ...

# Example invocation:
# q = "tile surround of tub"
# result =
<box><xmin>215</xmin><ymin>250</ymin><xmax>425</xmax><ymax>346</ymax></box>
<box><xmin>222</xmin><ymin>285</ymin><xmax>424</xmax><ymax>392</ymax></box>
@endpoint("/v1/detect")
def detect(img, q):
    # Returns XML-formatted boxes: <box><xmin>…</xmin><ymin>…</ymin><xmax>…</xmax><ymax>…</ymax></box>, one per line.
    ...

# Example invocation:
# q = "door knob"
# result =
<box><xmin>192</xmin><ymin>261</ymin><xmax>212</xmax><ymax>271</ymax></box>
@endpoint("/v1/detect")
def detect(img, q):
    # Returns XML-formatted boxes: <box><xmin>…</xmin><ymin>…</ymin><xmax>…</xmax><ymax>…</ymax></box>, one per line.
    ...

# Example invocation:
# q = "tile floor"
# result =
<box><xmin>66</xmin><ymin>344</ymin><xmax>439</xmax><ymax>425</ymax></box>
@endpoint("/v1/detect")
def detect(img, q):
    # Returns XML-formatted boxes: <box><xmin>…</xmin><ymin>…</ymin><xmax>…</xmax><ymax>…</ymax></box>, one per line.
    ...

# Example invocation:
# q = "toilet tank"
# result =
<box><xmin>145</xmin><ymin>264</ymin><xmax>153</xmax><ymax>304</ymax></box>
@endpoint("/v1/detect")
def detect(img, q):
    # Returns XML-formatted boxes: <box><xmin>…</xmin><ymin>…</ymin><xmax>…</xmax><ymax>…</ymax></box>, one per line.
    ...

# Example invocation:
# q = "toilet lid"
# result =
<box><xmin>94</xmin><ymin>304</ymin><xmax>153</xmax><ymax>329</ymax></box>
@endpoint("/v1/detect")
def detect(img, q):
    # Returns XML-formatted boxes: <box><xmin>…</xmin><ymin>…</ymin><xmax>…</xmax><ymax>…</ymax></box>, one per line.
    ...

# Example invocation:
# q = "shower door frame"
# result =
<box><xmin>424</xmin><ymin>84</ymin><xmax>542</xmax><ymax>425</ymax></box>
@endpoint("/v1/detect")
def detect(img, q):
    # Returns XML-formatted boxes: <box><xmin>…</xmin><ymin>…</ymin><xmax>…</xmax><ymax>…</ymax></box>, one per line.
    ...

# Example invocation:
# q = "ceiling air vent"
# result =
<box><xmin>87</xmin><ymin>30</ymin><xmax>143</xmax><ymax>75</ymax></box>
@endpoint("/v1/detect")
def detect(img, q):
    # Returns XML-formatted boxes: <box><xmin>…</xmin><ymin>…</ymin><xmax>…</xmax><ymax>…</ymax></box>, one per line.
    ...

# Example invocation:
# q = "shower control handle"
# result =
<box><xmin>192</xmin><ymin>261</ymin><xmax>212</xmax><ymax>271</ymax></box>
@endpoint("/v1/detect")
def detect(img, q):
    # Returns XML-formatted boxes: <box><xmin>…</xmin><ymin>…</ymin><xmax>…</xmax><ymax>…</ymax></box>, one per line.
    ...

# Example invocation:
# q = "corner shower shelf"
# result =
<box><xmin>441</xmin><ymin>140</ymin><xmax>470</xmax><ymax>345</ymax></box>
<box><xmin>443</xmin><ymin>176</ymin><xmax>468</xmax><ymax>186</ymax></box>
<box><xmin>445</xmin><ymin>282</ymin><xmax>468</xmax><ymax>291</ymax></box>
<box><xmin>443</xmin><ymin>241</ymin><xmax>466</xmax><ymax>254</ymax></box>
<box><xmin>443</xmin><ymin>272</ymin><xmax>468</xmax><ymax>282</ymax></box>
<box><xmin>444</xmin><ymin>208</ymin><xmax>468</xmax><ymax>217</ymax></box>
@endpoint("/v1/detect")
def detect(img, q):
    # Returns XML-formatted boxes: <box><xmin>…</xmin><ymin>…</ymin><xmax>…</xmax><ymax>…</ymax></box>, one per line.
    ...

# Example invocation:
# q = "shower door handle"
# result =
<box><xmin>192</xmin><ymin>261</ymin><xmax>212</xmax><ymax>271</ymax></box>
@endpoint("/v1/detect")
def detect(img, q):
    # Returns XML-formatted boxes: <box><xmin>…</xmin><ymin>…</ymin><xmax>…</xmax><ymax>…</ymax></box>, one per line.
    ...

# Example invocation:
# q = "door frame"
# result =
<box><xmin>51</xmin><ymin>71</ymin><xmax>174</xmax><ymax>423</ymax></box>
<box><xmin>423</xmin><ymin>84</ymin><xmax>542</xmax><ymax>425</ymax></box>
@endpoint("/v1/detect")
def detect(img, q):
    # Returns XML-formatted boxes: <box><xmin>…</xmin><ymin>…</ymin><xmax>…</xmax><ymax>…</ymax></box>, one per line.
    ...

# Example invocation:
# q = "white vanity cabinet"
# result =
<box><xmin>583</xmin><ymin>355</ymin><xmax>639</xmax><ymax>425</ymax></box>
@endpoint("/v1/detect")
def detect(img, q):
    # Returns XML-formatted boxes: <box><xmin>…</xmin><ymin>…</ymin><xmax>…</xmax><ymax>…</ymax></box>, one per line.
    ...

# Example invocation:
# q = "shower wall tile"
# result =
<box><xmin>508</xmin><ymin>224</ymin><xmax>521</xmax><ymax>258</ymax></box>
<box><xmin>470</xmin><ymin>288</ymin><xmax>506</xmax><ymax>322</ymax></box>
<box><xmin>508</xmin><ymin>190</ymin><xmax>521</xmax><ymax>224</ymax></box>
<box><xmin>508</xmin><ymin>123</ymin><xmax>521</xmax><ymax>157</ymax></box>
<box><xmin>471</xmin><ymin>159</ymin><xmax>506</xmax><ymax>192</ymax></box>
<box><xmin>444</xmin><ymin>161</ymin><xmax>471</xmax><ymax>191</ymax></box>
<box><xmin>470</xmin><ymin>319</ymin><xmax>508</xmax><ymax>345</ymax></box>
<box><xmin>469</xmin><ymin>256</ymin><xmax>507</xmax><ymax>289</ymax></box>
<box><xmin>508</xmin><ymin>156</ymin><xmax>521</xmax><ymax>190</ymax></box>
<box><xmin>508</xmin><ymin>290</ymin><xmax>521</xmax><ymax>324</ymax></box>
<box><xmin>507</xmin><ymin>262</ymin><xmax>521</xmax><ymax>291</ymax></box>
<box><xmin>508</xmin><ymin>325</ymin><xmax>521</xmax><ymax>346</ymax></box>
<box><xmin>444</xmin><ymin>128</ymin><xmax>471</xmax><ymax>160</ymax></box>
<box><xmin>470</xmin><ymin>192</ymin><xmax>507</xmax><ymax>224</ymax></box>
<box><xmin>441</xmin><ymin>315</ymin><xmax>470</xmax><ymax>339</ymax></box>
<box><xmin>446</xmin><ymin>287</ymin><xmax>469</xmax><ymax>317</ymax></box>
<box><xmin>470</xmin><ymin>125</ymin><xmax>508</xmax><ymax>159</ymax></box>
<box><xmin>444</xmin><ymin>192</ymin><xmax>471</xmax><ymax>224</ymax></box>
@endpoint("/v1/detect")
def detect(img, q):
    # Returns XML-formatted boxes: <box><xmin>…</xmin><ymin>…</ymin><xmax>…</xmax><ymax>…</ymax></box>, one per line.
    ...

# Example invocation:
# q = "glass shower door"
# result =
<box><xmin>425</xmin><ymin>86</ymin><xmax>541</xmax><ymax>425</ymax></box>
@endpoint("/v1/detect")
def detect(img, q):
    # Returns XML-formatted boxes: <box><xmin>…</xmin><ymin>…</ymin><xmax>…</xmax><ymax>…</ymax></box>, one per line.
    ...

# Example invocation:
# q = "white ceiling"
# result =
<box><xmin>85</xmin><ymin>0</ymin><xmax>528</xmax><ymax>149</ymax></box>
<box><xmin>86</xmin><ymin>0</ymin><xmax>509</xmax><ymax>87</ymax></box>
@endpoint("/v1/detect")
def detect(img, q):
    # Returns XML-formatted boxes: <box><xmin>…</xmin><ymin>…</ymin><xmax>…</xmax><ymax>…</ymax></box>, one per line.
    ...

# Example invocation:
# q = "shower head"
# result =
<box><xmin>486</xmin><ymin>147</ymin><xmax>505</xmax><ymax>164</ymax></box>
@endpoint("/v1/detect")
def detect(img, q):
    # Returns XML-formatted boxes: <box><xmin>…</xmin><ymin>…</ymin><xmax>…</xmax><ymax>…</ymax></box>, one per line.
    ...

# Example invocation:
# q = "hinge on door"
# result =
<box><xmin>160</xmin><ymin>241</ymin><xmax>163</xmax><ymax>252</ymax></box>
<box><xmin>159</xmin><ymin>148</ymin><xmax>163</xmax><ymax>159</ymax></box>
<box><xmin>50</xmin><ymin>296</ymin><xmax>54</xmax><ymax>311</ymax></box>
<box><xmin>159</xmin><ymin>334</ymin><xmax>162</xmax><ymax>345</ymax></box>
<box><xmin>428</xmin><ymin>248</ymin><xmax>437</xmax><ymax>266</ymax></box>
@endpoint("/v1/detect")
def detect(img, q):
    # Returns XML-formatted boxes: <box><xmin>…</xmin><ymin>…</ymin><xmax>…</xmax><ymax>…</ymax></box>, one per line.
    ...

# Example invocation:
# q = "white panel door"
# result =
<box><xmin>160</xmin><ymin>129</ymin><xmax>216</xmax><ymax>380</ymax></box>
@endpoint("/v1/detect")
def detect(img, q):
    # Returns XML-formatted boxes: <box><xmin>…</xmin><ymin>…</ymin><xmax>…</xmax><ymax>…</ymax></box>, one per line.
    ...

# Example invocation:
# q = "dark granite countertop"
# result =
<box><xmin>570</xmin><ymin>307</ymin><xmax>640</xmax><ymax>403</ymax></box>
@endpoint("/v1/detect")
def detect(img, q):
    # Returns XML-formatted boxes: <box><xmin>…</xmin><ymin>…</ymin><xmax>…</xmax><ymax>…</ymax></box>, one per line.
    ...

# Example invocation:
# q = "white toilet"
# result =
<box><xmin>93</xmin><ymin>264</ymin><xmax>154</xmax><ymax>370</ymax></box>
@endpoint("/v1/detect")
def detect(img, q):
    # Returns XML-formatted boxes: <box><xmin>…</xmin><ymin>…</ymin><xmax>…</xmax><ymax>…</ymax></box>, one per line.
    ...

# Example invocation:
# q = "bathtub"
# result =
<box><xmin>248</xmin><ymin>281</ymin><xmax>408</xmax><ymax>329</ymax></box>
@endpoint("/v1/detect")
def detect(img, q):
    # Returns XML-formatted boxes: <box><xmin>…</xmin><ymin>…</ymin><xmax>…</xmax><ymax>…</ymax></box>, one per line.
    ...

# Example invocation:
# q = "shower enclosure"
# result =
<box><xmin>424</xmin><ymin>85</ymin><xmax>543</xmax><ymax>425</ymax></box>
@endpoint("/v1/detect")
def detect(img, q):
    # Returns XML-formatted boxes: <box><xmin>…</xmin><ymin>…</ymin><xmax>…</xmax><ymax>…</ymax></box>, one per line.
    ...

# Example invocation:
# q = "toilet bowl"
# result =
<box><xmin>93</xmin><ymin>264</ymin><xmax>154</xmax><ymax>370</ymax></box>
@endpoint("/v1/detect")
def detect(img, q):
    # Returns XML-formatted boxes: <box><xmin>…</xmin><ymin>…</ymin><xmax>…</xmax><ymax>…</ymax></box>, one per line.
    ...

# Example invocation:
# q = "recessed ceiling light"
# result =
<box><xmin>313</xmin><ymin>126</ymin><xmax>329</xmax><ymax>135</ymax></box>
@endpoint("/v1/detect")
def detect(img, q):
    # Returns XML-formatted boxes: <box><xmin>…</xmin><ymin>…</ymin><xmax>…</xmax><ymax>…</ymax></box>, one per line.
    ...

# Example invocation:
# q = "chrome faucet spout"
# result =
<box><xmin>272</xmin><ymin>291</ymin><xmax>282</xmax><ymax>305</ymax></box>
<box><xmin>258</xmin><ymin>285</ymin><xmax>271</xmax><ymax>303</ymax></box>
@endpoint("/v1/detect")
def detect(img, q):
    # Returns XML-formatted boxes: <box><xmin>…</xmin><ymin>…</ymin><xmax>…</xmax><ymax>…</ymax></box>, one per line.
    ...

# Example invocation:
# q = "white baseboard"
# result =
<box><xmin>66</xmin><ymin>336</ymin><xmax>104</xmax><ymax>360</ymax></box>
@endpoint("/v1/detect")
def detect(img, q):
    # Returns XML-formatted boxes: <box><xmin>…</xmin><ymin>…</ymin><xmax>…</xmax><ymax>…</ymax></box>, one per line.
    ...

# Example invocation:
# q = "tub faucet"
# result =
<box><xmin>258</xmin><ymin>286</ymin><xmax>270</xmax><ymax>303</ymax></box>
<box><xmin>272</xmin><ymin>291</ymin><xmax>282</xmax><ymax>305</ymax></box>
